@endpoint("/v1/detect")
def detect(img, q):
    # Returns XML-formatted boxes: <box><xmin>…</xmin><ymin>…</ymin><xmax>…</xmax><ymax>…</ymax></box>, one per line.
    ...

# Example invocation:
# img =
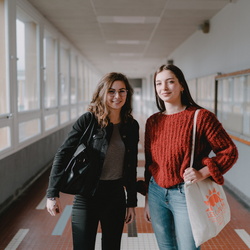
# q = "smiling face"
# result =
<box><xmin>155</xmin><ymin>69</ymin><xmax>184</xmax><ymax>105</ymax></box>
<box><xmin>106</xmin><ymin>80</ymin><xmax>127</xmax><ymax>112</ymax></box>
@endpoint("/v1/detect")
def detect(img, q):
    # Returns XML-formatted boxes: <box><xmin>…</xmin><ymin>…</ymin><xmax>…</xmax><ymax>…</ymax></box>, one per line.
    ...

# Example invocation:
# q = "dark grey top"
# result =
<box><xmin>100</xmin><ymin>123</ymin><xmax>125</xmax><ymax>180</ymax></box>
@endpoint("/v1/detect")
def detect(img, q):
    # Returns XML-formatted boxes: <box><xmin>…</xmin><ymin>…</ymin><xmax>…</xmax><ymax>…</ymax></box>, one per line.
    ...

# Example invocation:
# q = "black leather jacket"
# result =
<box><xmin>47</xmin><ymin>112</ymin><xmax>139</xmax><ymax>207</ymax></box>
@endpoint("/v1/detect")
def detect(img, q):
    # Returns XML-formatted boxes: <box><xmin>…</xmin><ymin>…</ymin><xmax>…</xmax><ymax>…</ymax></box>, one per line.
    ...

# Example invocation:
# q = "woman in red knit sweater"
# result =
<box><xmin>143</xmin><ymin>64</ymin><xmax>238</xmax><ymax>250</ymax></box>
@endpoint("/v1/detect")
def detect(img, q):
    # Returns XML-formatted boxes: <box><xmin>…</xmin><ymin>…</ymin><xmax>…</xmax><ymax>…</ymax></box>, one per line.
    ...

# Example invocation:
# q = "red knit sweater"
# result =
<box><xmin>144</xmin><ymin>106</ymin><xmax>238</xmax><ymax>188</ymax></box>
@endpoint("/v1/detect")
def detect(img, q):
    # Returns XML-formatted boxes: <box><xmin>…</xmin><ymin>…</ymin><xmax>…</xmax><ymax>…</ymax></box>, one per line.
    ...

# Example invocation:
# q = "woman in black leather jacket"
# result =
<box><xmin>46</xmin><ymin>72</ymin><xmax>139</xmax><ymax>250</ymax></box>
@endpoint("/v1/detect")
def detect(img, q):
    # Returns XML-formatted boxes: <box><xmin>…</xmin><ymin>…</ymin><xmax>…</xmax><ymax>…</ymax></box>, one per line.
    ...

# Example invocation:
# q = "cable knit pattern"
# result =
<box><xmin>144</xmin><ymin>106</ymin><xmax>238</xmax><ymax>188</ymax></box>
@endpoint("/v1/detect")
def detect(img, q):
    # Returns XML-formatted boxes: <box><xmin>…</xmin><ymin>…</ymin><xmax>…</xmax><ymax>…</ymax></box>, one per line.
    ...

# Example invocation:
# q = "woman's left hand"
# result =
<box><xmin>184</xmin><ymin>166</ymin><xmax>210</xmax><ymax>183</ymax></box>
<box><xmin>46</xmin><ymin>197</ymin><xmax>62</xmax><ymax>216</ymax></box>
<box><xmin>125</xmin><ymin>207</ymin><xmax>136</xmax><ymax>224</ymax></box>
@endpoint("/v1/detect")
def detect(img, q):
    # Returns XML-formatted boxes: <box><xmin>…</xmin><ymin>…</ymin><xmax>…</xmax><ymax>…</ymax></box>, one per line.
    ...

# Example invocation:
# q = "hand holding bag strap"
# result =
<box><xmin>190</xmin><ymin>109</ymin><xmax>200</xmax><ymax>169</ymax></box>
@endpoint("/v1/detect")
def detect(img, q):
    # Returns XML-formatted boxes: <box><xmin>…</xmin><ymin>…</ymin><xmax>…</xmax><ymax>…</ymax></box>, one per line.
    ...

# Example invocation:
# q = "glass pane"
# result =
<box><xmin>0</xmin><ymin>126</ymin><xmax>11</xmax><ymax>151</ymax></box>
<box><xmin>60</xmin><ymin>110</ymin><xmax>69</xmax><ymax>124</ymax></box>
<box><xmin>246</xmin><ymin>76</ymin><xmax>250</xmax><ymax>103</ymax></box>
<box><xmin>71</xmin><ymin>107</ymin><xmax>77</xmax><ymax>119</ymax></box>
<box><xmin>0</xmin><ymin>0</ymin><xmax>9</xmax><ymax>115</ymax></box>
<box><xmin>19</xmin><ymin>118</ymin><xmax>41</xmax><ymax>142</ymax></box>
<box><xmin>243</xmin><ymin>110</ymin><xmax>250</xmax><ymax>136</ymax></box>
<box><xmin>243</xmin><ymin>76</ymin><xmax>250</xmax><ymax>136</ymax></box>
<box><xmin>233</xmin><ymin>76</ymin><xmax>244</xmax><ymax>103</ymax></box>
<box><xmin>78</xmin><ymin>60</ymin><xmax>84</xmax><ymax>102</ymax></box>
<box><xmin>45</xmin><ymin>114</ymin><xmax>58</xmax><ymax>131</ymax></box>
<box><xmin>78</xmin><ymin>106</ymin><xmax>85</xmax><ymax>116</ymax></box>
<box><xmin>44</xmin><ymin>32</ymin><xmax>57</xmax><ymax>108</ymax></box>
<box><xmin>71</xmin><ymin>55</ymin><xmax>77</xmax><ymax>104</ymax></box>
<box><xmin>17</xmin><ymin>18</ymin><xmax>39</xmax><ymax>111</ymax></box>
<box><xmin>60</xmin><ymin>47</ymin><xmax>69</xmax><ymax>105</ymax></box>
<box><xmin>84</xmin><ymin>65</ymin><xmax>89</xmax><ymax>101</ymax></box>
<box><xmin>222</xmin><ymin>78</ymin><xmax>233</xmax><ymax>102</ymax></box>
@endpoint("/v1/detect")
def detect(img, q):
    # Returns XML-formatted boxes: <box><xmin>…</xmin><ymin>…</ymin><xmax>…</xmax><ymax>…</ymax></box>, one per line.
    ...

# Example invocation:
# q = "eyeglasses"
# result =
<box><xmin>107</xmin><ymin>89</ymin><xmax>128</xmax><ymax>97</ymax></box>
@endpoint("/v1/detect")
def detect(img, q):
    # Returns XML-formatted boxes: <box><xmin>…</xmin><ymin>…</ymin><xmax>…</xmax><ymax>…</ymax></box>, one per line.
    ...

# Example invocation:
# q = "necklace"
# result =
<box><xmin>163</xmin><ymin>106</ymin><xmax>186</xmax><ymax>115</ymax></box>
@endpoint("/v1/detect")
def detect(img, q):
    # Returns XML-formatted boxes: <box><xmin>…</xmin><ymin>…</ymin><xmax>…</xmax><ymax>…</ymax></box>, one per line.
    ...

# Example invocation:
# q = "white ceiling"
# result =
<box><xmin>27</xmin><ymin>0</ymin><xmax>231</xmax><ymax>78</ymax></box>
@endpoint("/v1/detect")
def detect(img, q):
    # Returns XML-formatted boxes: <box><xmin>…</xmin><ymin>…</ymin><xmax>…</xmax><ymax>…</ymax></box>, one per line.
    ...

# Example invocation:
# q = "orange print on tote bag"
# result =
<box><xmin>184</xmin><ymin>110</ymin><xmax>231</xmax><ymax>247</ymax></box>
<box><xmin>204</xmin><ymin>188</ymin><xmax>228</xmax><ymax>224</ymax></box>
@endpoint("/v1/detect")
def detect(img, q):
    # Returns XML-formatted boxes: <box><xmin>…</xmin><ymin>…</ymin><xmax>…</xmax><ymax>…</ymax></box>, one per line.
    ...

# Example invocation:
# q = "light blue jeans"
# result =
<box><xmin>148</xmin><ymin>177</ymin><xmax>200</xmax><ymax>250</ymax></box>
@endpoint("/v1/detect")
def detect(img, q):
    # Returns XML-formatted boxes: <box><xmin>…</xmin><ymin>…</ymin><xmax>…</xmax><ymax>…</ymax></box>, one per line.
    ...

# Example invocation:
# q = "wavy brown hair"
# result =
<box><xmin>88</xmin><ymin>72</ymin><xmax>134</xmax><ymax>127</ymax></box>
<box><xmin>154</xmin><ymin>64</ymin><xmax>202</xmax><ymax>112</ymax></box>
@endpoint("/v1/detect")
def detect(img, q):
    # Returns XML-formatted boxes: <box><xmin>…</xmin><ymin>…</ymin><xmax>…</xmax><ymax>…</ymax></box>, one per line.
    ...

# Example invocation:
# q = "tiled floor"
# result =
<box><xmin>0</xmin><ymin>114</ymin><xmax>250</xmax><ymax>250</ymax></box>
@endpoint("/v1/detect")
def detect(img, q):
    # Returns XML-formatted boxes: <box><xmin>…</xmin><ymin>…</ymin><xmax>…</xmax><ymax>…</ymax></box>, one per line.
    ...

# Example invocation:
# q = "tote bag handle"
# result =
<box><xmin>190</xmin><ymin>109</ymin><xmax>200</xmax><ymax>168</ymax></box>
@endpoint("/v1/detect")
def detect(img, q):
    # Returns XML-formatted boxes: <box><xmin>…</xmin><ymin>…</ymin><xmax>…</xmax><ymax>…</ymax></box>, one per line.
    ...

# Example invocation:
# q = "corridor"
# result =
<box><xmin>0</xmin><ymin>114</ymin><xmax>249</xmax><ymax>250</ymax></box>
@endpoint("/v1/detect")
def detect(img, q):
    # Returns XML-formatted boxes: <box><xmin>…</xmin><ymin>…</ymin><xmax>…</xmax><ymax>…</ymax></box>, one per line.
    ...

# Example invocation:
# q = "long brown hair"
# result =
<box><xmin>154</xmin><ymin>64</ymin><xmax>202</xmax><ymax>112</ymax></box>
<box><xmin>88</xmin><ymin>72</ymin><xmax>134</xmax><ymax>127</ymax></box>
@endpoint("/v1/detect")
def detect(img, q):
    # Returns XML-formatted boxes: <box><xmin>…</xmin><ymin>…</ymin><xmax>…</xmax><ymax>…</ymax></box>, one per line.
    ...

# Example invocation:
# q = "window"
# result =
<box><xmin>233</xmin><ymin>76</ymin><xmax>244</xmax><ymax>103</ymax></box>
<box><xmin>197</xmin><ymin>75</ymin><xmax>215</xmax><ymax>112</ymax></box>
<box><xmin>16</xmin><ymin>16</ymin><xmax>39</xmax><ymax>111</ymax></box>
<box><xmin>188</xmin><ymin>79</ymin><xmax>197</xmax><ymax>102</ymax></box>
<box><xmin>84</xmin><ymin>65</ymin><xmax>90</xmax><ymax>101</ymax></box>
<box><xmin>71</xmin><ymin>107</ymin><xmax>77</xmax><ymax>120</ymax></box>
<box><xmin>0</xmin><ymin>0</ymin><xmax>9</xmax><ymax>116</ymax></box>
<box><xmin>222</xmin><ymin>78</ymin><xmax>233</xmax><ymax>102</ymax></box>
<box><xmin>71</xmin><ymin>55</ymin><xmax>77</xmax><ymax>104</ymax></box>
<box><xmin>60</xmin><ymin>46</ymin><xmax>69</xmax><ymax>105</ymax></box>
<box><xmin>60</xmin><ymin>110</ymin><xmax>69</xmax><ymax>124</ymax></box>
<box><xmin>44</xmin><ymin>114</ymin><xmax>58</xmax><ymax>131</ymax></box>
<box><xmin>44</xmin><ymin>32</ymin><xmax>57</xmax><ymax>108</ymax></box>
<box><xmin>16</xmin><ymin>9</ymin><xmax>40</xmax><ymax>143</ymax></box>
<box><xmin>0</xmin><ymin>0</ymin><xmax>11</xmax><ymax>153</ymax></box>
<box><xmin>19</xmin><ymin>118</ymin><xmax>41</xmax><ymax>142</ymax></box>
<box><xmin>243</xmin><ymin>75</ymin><xmax>250</xmax><ymax>136</ymax></box>
<box><xmin>43</xmin><ymin>31</ymin><xmax>59</xmax><ymax>132</ymax></box>
<box><xmin>0</xmin><ymin>0</ymin><xmax>101</xmax><ymax>159</ymax></box>
<box><xmin>0</xmin><ymin>127</ymin><xmax>11</xmax><ymax>151</ymax></box>
<box><xmin>217</xmin><ymin>76</ymin><xmax>245</xmax><ymax>134</ymax></box>
<box><xmin>78</xmin><ymin>59</ymin><xmax>84</xmax><ymax>103</ymax></box>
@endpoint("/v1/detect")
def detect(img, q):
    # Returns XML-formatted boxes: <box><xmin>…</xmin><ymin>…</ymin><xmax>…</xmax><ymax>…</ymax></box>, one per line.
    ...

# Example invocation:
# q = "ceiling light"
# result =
<box><xmin>97</xmin><ymin>16</ymin><xmax>160</xmax><ymax>24</ymax></box>
<box><xmin>110</xmin><ymin>53</ymin><xmax>143</xmax><ymax>57</ymax></box>
<box><xmin>106</xmin><ymin>40</ymin><xmax>147</xmax><ymax>45</ymax></box>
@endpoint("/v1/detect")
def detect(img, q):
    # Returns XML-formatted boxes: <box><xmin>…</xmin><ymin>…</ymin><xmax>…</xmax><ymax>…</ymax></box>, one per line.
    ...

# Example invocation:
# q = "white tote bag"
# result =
<box><xmin>184</xmin><ymin>109</ymin><xmax>231</xmax><ymax>247</ymax></box>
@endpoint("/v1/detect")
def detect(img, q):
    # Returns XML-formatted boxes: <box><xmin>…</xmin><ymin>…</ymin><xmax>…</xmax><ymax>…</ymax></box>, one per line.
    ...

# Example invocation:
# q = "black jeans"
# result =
<box><xmin>71</xmin><ymin>179</ymin><xmax>126</xmax><ymax>250</ymax></box>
